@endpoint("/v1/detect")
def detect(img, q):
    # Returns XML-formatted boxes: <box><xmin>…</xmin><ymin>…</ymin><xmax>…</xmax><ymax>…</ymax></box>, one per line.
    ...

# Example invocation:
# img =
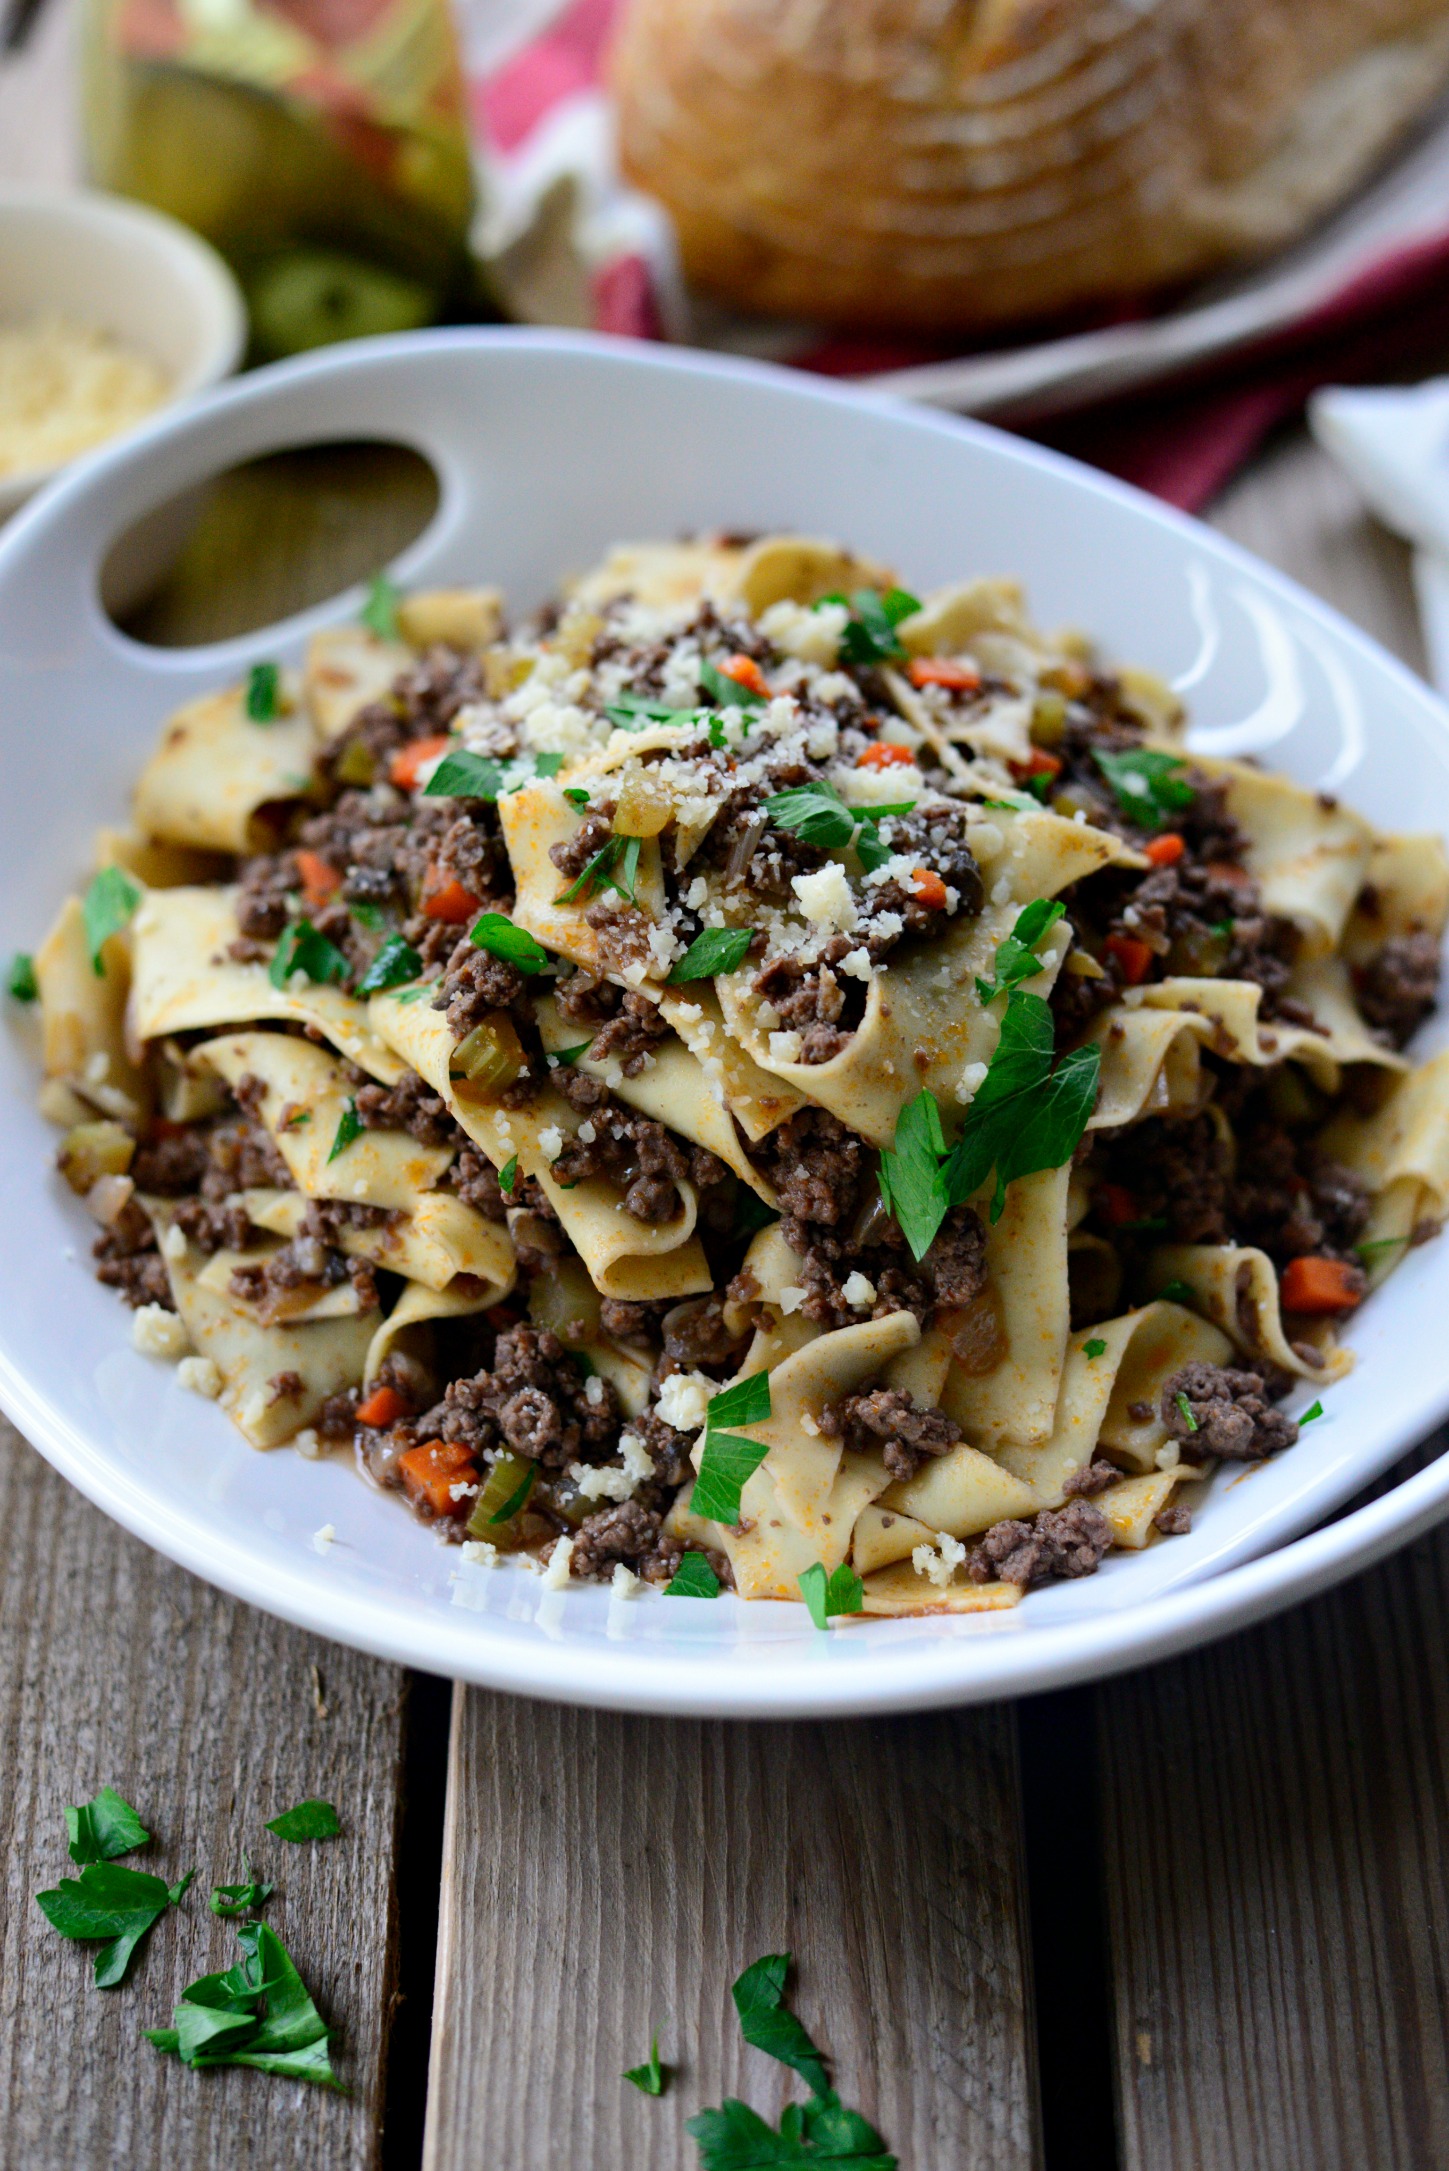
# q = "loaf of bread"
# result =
<box><xmin>611</xmin><ymin>0</ymin><xmax>1449</xmax><ymax>332</ymax></box>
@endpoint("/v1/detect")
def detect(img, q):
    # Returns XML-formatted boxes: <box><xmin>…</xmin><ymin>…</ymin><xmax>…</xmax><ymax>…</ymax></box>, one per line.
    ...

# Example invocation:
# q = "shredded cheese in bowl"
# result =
<box><xmin>0</xmin><ymin>315</ymin><xmax>170</xmax><ymax>480</ymax></box>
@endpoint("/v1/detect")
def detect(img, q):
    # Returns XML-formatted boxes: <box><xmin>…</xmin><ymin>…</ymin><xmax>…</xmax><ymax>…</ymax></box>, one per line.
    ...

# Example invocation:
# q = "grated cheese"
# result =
<box><xmin>0</xmin><ymin>315</ymin><xmax>169</xmax><ymax>479</ymax></box>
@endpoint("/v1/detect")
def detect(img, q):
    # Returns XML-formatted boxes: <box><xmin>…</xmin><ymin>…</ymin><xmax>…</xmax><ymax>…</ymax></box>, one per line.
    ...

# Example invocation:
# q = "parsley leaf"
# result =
<box><xmin>146</xmin><ymin>1919</ymin><xmax>341</xmax><ymax>2087</ymax></box>
<box><xmin>269</xmin><ymin>918</ymin><xmax>350</xmax><ymax>990</ymax></box>
<box><xmin>732</xmin><ymin>1954</ymin><xmax>831</xmax><ymax>2096</ymax></box>
<box><xmin>564</xmin><ymin>787</ymin><xmax>593</xmax><ymax>808</ymax></box>
<box><xmin>1092</xmin><ymin>747</ymin><xmax>1194</xmax><ymax>830</ymax></box>
<box><xmin>245</xmin><ymin>661</ymin><xmax>281</xmax><ymax>721</ymax></box>
<box><xmin>837</xmin><ymin>586</ymin><xmax>920</xmax><ymax>667</ymax></box>
<box><xmin>82</xmin><ymin>866</ymin><xmax>141</xmax><ymax>974</ymax></box>
<box><xmin>666</xmin><ymin>1551</ymin><xmax>721</xmax><ymax>1599</ymax></box>
<box><xmin>798</xmin><ymin>1561</ymin><xmax>864</xmax><ymax>1630</ymax></box>
<box><xmin>942</xmin><ymin>991</ymin><xmax>1101</xmax><ymax>1224</ymax></box>
<box><xmin>8</xmin><ymin>950</ymin><xmax>37</xmax><ymax>1001</ymax></box>
<box><xmin>37</xmin><ymin>1860</ymin><xmax>190</xmax><ymax>1988</ymax></box>
<box><xmin>1083</xmin><ymin>1338</ymin><xmax>1107</xmax><ymax>1360</ymax></box>
<box><xmin>700</xmin><ymin>657</ymin><xmax>766</xmax><ymax>709</ymax></box>
<box><xmin>555</xmin><ymin>833</ymin><xmax>641</xmax><ymax>906</ymax></box>
<box><xmin>498</xmin><ymin>1154</ymin><xmax>518</xmax><ymax>1194</ymax></box>
<box><xmin>423</xmin><ymin>748</ymin><xmax>542</xmax><ymax>801</ymax></box>
<box><xmin>876</xmin><ymin>1089</ymin><xmax>948</xmax><ymax>1262</ymax></box>
<box><xmin>1300</xmin><ymin>1400</ymin><xmax>1325</xmax><ymax>1424</ymax></box>
<box><xmin>360</xmin><ymin>572</ymin><xmax>400</xmax><ymax>641</ymax></box>
<box><xmin>1174</xmin><ymin>1391</ymin><xmax>1199</xmax><ymax>1434</ymax></box>
<box><xmin>1158</xmin><ymin>1278</ymin><xmax>1197</xmax><ymax>1305</ymax></box>
<box><xmin>690</xmin><ymin>1371</ymin><xmax>773</xmax><ymax>1525</ymax></box>
<box><xmin>764</xmin><ymin>780</ymin><xmax>915</xmax><ymax>864</ymax></box>
<box><xmin>66</xmin><ymin>1786</ymin><xmax>149</xmax><ymax>1865</ymax></box>
<box><xmin>975</xmin><ymin>897</ymin><xmax>1065</xmax><ymax>1002</ymax></box>
<box><xmin>327</xmin><ymin>1099</ymin><xmax>362</xmax><ymax>1163</ymax></box>
<box><xmin>356</xmin><ymin>933</ymin><xmax>423</xmax><ymax>996</ymax></box>
<box><xmin>551</xmin><ymin>1042</ymin><xmax>591</xmax><ymax>1066</ymax></box>
<box><xmin>210</xmin><ymin>1878</ymin><xmax>274</xmax><ymax>1917</ymax></box>
<box><xmin>669</xmin><ymin>928</ymin><xmax>753</xmax><ymax>981</ymax></box>
<box><xmin>265</xmin><ymin>1799</ymin><xmax>340</xmax><ymax>1843</ymax></box>
<box><xmin>625</xmin><ymin>2033</ymin><xmax>667</xmax><ymax>2095</ymax></box>
<box><xmin>469</xmin><ymin>912</ymin><xmax>551</xmax><ymax>974</ymax></box>
<box><xmin>1356</xmin><ymin>1236</ymin><xmax>1408</xmax><ymax>1263</ymax></box>
<box><xmin>603</xmin><ymin>693</ymin><xmax>705</xmax><ymax>731</ymax></box>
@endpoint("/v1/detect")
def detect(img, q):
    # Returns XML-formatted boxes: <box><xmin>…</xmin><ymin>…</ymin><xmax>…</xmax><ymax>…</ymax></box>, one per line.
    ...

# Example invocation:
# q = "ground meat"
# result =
<box><xmin>549</xmin><ymin>812</ymin><xmax>613</xmax><ymax>882</ymax></box>
<box><xmin>428</xmin><ymin>812</ymin><xmax>511</xmax><ymax>911</ymax></box>
<box><xmin>93</xmin><ymin>1227</ymin><xmax>174</xmax><ymax>1309</ymax></box>
<box><xmin>859</xmin><ymin>803</ymin><xmax>985</xmax><ymax>944</ymax></box>
<box><xmin>626</xmin><ymin>1411</ymin><xmax>697</xmax><ymax>1492</ymax></box>
<box><xmin>567</xmin><ymin>1498</ymin><xmax>685</xmax><ymax>1584</ymax></box>
<box><xmin>553</xmin><ymin>968</ymin><xmax>622</xmax><ymax>1029</ymax></box>
<box><xmin>171</xmin><ymin>1198</ymin><xmax>254</xmax><ymax>1255</ymax></box>
<box><xmin>968</xmin><ymin>1501</ymin><xmax>1113</xmax><ymax>1587</ymax></box>
<box><xmin>1094</xmin><ymin>1112</ymin><xmax>1231</xmax><ymax>1246</ymax></box>
<box><xmin>316</xmin><ymin>1387</ymin><xmax>362</xmax><ymax>1441</ymax></box>
<box><xmin>753</xmin><ymin>948</ymin><xmax>862</xmax><ymax>1067</ymax></box>
<box><xmin>449</xmin><ymin>1146</ymin><xmax>509</xmax><ymax>1220</ymax></box>
<box><xmin>131</xmin><ymin>1127</ymin><xmax>213</xmax><ymax>1194</ymax></box>
<box><xmin>752</xmin><ymin>1106</ymin><xmax>867</xmax><ymax>1228</ymax></box>
<box><xmin>552</xmin><ymin>1070</ymin><xmax>732</xmax><ymax>1225</ymax></box>
<box><xmin>355</xmin><ymin>1067</ymin><xmax>464</xmax><ymax>1148</ymax></box>
<box><xmin>1228</xmin><ymin>1118</ymin><xmax>1370</xmax><ymax>1265</ymax></box>
<box><xmin>583</xmin><ymin>990</ymin><xmax>671</xmax><ymax>1076</ymax></box>
<box><xmin>1061</xmin><ymin>1458</ymin><xmax>1121</xmax><ymax>1498</ymax></box>
<box><xmin>818</xmin><ymin>1384</ymin><xmax>962</xmax><ymax>1482</ymax></box>
<box><xmin>1155</xmin><ymin>1503</ymin><xmax>1194</xmax><ymax>1535</ymax></box>
<box><xmin>925</xmin><ymin>1207</ymin><xmax>989</xmax><ymax>1309</ymax></box>
<box><xmin>1160</xmin><ymin>1361</ymin><xmax>1299</xmax><ymax>1461</ymax></box>
<box><xmin>324</xmin><ymin>645</ymin><xmax>490</xmax><ymax>787</ymax></box>
<box><xmin>234</xmin><ymin>851</ymin><xmax>297</xmax><ymax>941</ymax></box>
<box><xmin>431</xmin><ymin>937</ymin><xmax>527</xmax><ymax>1037</ymax></box>
<box><xmin>583</xmin><ymin>903</ymin><xmax>654</xmax><ymax>974</ymax></box>
<box><xmin>1357</xmin><ymin>931</ymin><xmax>1440</xmax><ymax>1048</ymax></box>
<box><xmin>660</xmin><ymin>1294</ymin><xmax>747</xmax><ymax>1370</ymax></box>
<box><xmin>421</xmin><ymin>1324</ymin><xmax>619</xmax><ymax>1470</ymax></box>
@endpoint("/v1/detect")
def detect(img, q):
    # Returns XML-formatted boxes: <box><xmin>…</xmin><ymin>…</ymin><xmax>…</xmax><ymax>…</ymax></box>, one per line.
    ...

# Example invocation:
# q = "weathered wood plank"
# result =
<box><xmin>0</xmin><ymin>1417</ymin><xmax>412</xmax><ymax>2170</ymax></box>
<box><xmin>1099</xmin><ymin>419</ymin><xmax>1449</xmax><ymax>2170</ymax></box>
<box><xmin>424</xmin><ymin>1693</ymin><xmax>1039</xmax><ymax>2171</ymax></box>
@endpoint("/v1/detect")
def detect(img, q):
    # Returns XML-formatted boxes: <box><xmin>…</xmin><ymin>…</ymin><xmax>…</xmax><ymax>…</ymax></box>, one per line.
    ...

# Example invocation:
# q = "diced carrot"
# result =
<box><xmin>908</xmin><ymin>657</ymin><xmax>980</xmax><ymax>693</ymax></box>
<box><xmin>1144</xmin><ymin>833</ymin><xmax>1185</xmax><ymax>867</ymax></box>
<box><xmin>1008</xmin><ymin>749</ymin><xmax>1063</xmax><ymax>783</ymax></box>
<box><xmin>295</xmin><ymin>850</ymin><xmax>341</xmax><ymax>906</ymax></box>
<box><xmin>910</xmin><ymin>868</ymin><xmax>949</xmax><ymax>911</ymax></box>
<box><xmin>356</xmin><ymin>1384</ymin><xmax>406</xmax><ymax>1429</ymax></box>
<box><xmin>422</xmin><ymin>875</ymin><xmax>481</xmax><ymax>924</ymax></box>
<box><xmin>398</xmin><ymin>1439</ymin><xmax>478</xmax><ymax>1518</ymax></box>
<box><xmin>390</xmin><ymin>734</ymin><xmax>453</xmax><ymax>791</ymax></box>
<box><xmin>719</xmin><ymin>654</ymin><xmax>769</xmax><ymax>698</ymax></box>
<box><xmin>1104</xmin><ymin>933</ymin><xmax>1153</xmax><ymax>986</ymax></box>
<box><xmin>857</xmin><ymin>742</ymin><xmax>917</xmax><ymax>769</ymax></box>
<box><xmin>1097</xmin><ymin>1182</ymin><xmax>1141</xmax><ymax>1229</ymax></box>
<box><xmin>1280</xmin><ymin>1255</ymin><xmax>1365</xmax><ymax>1315</ymax></box>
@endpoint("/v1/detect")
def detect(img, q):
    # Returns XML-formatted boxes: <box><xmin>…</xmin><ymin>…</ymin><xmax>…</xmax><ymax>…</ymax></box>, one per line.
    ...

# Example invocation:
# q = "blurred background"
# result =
<box><xmin>5</xmin><ymin>0</ymin><xmax>1449</xmax><ymax>518</ymax></box>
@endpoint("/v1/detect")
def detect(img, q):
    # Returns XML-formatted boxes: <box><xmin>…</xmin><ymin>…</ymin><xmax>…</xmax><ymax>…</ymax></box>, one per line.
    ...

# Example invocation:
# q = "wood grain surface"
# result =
<box><xmin>0</xmin><ymin>1416</ymin><xmax>413</xmax><ymax>2170</ymax></box>
<box><xmin>423</xmin><ymin>1694</ymin><xmax>1039</xmax><ymax>2171</ymax></box>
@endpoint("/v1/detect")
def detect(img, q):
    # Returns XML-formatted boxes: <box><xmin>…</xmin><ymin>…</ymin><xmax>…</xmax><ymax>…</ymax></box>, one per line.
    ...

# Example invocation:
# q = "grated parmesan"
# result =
<box><xmin>0</xmin><ymin>315</ymin><xmax>169</xmax><ymax>479</ymax></box>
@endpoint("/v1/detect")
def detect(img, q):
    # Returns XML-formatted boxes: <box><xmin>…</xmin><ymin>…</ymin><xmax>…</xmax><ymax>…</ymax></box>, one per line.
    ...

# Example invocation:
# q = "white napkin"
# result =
<box><xmin>1309</xmin><ymin>379</ymin><xmax>1449</xmax><ymax>695</ymax></box>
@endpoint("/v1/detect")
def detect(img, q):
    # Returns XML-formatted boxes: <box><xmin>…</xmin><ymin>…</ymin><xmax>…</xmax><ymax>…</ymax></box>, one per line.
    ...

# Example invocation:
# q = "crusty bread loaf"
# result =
<box><xmin>611</xmin><ymin>0</ymin><xmax>1449</xmax><ymax>332</ymax></box>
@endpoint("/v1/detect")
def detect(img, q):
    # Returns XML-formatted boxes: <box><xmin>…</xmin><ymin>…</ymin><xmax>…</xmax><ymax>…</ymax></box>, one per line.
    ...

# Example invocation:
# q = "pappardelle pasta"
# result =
<box><xmin>25</xmin><ymin>537</ymin><xmax>1449</xmax><ymax>1615</ymax></box>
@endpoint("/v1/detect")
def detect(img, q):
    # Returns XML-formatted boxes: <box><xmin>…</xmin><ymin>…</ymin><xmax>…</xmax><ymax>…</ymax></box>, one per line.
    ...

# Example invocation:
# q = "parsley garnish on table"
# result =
<box><xmin>689</xmin><ymin>1373</ymin><xmax>772</xmax><ymax>1526</ymax></box>
<box><xmin>147</xmin><ymin>1919</ymin><xmax>341</xmax><ymax>2088</ymax></box>
<box><xmin>1092</xmin><ymin>746</ymin><xmax>1194</xmax><ymax>829</ymax></box>
<box><xmin>210</xmin><ymin>1875</ymin><xmax>275</xmax><ymax>1918</ymax></box>
<box><xmin>8</xmin><ymin>950</ymin><xmax>37</xmax><ymax>1001</ymax></box>
<box><xmin>36</xmin><ymin>1789</ymin><xmax>190</xmax><ymax>1989</ymax></box>
<box><xmin>878</xmin><ymin>990</ymin><xmax>1101</xmax><ymax>1253</ymax></box>
<box><xmin>683</xmin><ymin>1954</ymin><xmax>897</xmax><ymax>2169</ymax></box>
<box><xmin>625</xmin><ymin>2033</ymin><xmax>668</xmax><ymax>2095</ymax></box>
<box><xmin>265</xmin><ymin>1798</ymin><xmax>341</xmax><ymax>1843</ymax></box>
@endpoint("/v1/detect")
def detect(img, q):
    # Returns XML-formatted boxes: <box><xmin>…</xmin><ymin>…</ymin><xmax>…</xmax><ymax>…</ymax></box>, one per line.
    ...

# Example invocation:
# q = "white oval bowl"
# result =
<box><xmin>1</xmin><ymin>327</ymin><xmax>1446</xmax><ymax>1716</ymax></box>
<box><xmin>0</xmin><ymin>186</ymin><xmax>246</xmax><ymax>519</ymax></box>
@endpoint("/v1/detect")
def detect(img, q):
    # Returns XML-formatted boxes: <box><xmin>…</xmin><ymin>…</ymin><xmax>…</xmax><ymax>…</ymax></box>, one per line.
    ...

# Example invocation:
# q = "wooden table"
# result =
<box><xmin>7</xmin><ymin>31</ymin><xmax>1449</xmax><ymax>2168</ymax></box>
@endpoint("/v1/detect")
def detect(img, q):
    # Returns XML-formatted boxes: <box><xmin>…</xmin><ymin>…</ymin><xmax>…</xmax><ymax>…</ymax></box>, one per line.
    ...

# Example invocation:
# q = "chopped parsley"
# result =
<box><xmin>1158</xmin><ymin>1278</ymin><xmax>1197</xmax><ymax>1305</ymax></box>
<box><xmin>360</xmin><ymin>572</ymin><xmax>400</xmax><ymax>642</ymax></box>
<box><xmin>665</xmin><ymin>1551</ymin><xmax>721</xmax><ymax>1599</ymax></box>
<box><xmin>876</xmin><ymin>1089</ymin><xmax>948</xmax><ymax>1261</ymax></box>
<box><xmin>264</xmin><ymin>1798</ymin><xmax>340</xmax><ymax>1843</ymax></box>
<box><xmin>690</xmin><ymin>1372</ymin><xmax>772</xmax><ymax>1525</ymax></box>
<box><xmin>37</xmin><ymin>1854</ymin><xmax>192</xmax><ymax>1989</ymax></box>
<box><xmin>668</xmin><ymin>927</ymin><xmax>753</xmax><ymax>982</ymax></box>
<box><xmin>498</xmin><ymin>1154</ymin><xmax>518</xmax><ymax>1195</ymax></box>
<box><xmin>146</xmin><ymin>1919</ymin><xmax>340</xmax><ymax>2087</ymax></box>
<box><xmin>603</xmin><ymin>693</ymin><xmax>705</xmax><ymax>731</ymax></box>
<box><xmin>82</xmin><ymin>866</ymin><xmax>141</xmax><ymax>974</ymax></box>
<box><xmin>281</xmin><ymin>1106</ymin><xmax>311</xmax><ymax>1129</ymax></box>
<box><xmin>356</xmin><ymin>933</ymin><xmax>423</xmax><ymax>996</ymax></box>
<box><xmin>210</xmin><ymin>1875</ymin><xmax>274</xmax><ymax>1918</ymax></box>
<box><xmin>1083</xmin><ymin>1338</ymin><xmax>1107</xmax><ymax>1360</ymax></box>
<box><xmin>550</xmin><ymin>1042</ymin><xmax>591</xmax><ymax>1067</ymax></box>
<box><xmin>66</xmin><ymin>1786</ymin><xmax>149</xmax><ymax>1865</ymax></box>
<box><xmin>269</xmin><ymin>918</ymin><xmax>350</xmax><ymax>990</ymax></box>
<box><xmin>7</xmin><ymin>951</ymin><xmax>36</xmax><ymax>1001</ymax></box>
<box><xmin>244</xmin><ymin>661</ymin><xmax>281</xmax><ymax>721</ymax></box>
<box><xmin>1300</xmin><ymin>1400</ymin><xmax>1325</xmax><ymax>1424</ymax></box>
<box><xmin>327</xmin><ymin>1098</ymin><xmax>362</xmax><ymax>1163</ymax></box>
<box><xmin>348</xmin><ymin>899</ymin><xmax>386</xmax><ymax>933</ymax></box>
<box><xmin>764</xmin><ymin>779</ymin><xmax>916</xmax><ymax>869</ymax></box>
<box><xmin>555</xmin><ymin>833</ymin><xmax>641</xmax><ymax>907</ymax></box>
<box><xmin>700</xmin><ymin>657</ymin><xmax>766</xmax><ymax>709</ymax></box>
<box><xmin>564</xmin><ymin>786</ymin><xmax>593</xmax><ymax>808</ymax></box>
<box><xmin>1355</xmin><ymin>1236</ymin><xmax>1408</xmax><ymax>1263</ymax></box>
<box><xmin>423</xmin><ymin>748</ymin><xmax>558</xmax><ymax>800</ymax></box>
<box><xmin>833</xmin><ymin>585</ymin><xmax>920</xmax><ymax>667</ymax></box>
<box><xmin>798</xmin><ymin>1561</ymin><xmax>864</xmax><ymax>1630</ymax></box>
<box><xmin>686</xmin><ymin>1954</ymin><xmax>896</xmax><ymax>2170</ymax></box>
<box><xmin>469</xmin><ymin>912</ymin><xmax>551</xmax><ymax>974</ymax></box>
<box><xmin>1092</xmin><ymin>746</ymin><xmax>1194</xmax><ymax>830</ymax></box>
<box><xmin>1174</xmin><ymin>1391</ymin><xmax>1199</xmax><ymax>1434</ymax></box>
<box><xmin>975</xmin><ymin>897</ymin><xmax>1064</xmax><ymax>1003</ymax></box>
<box><xmin>625</xmin><ymin>2034</ymin><xmax>667</xmax><ymax>2096</ymax></box>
